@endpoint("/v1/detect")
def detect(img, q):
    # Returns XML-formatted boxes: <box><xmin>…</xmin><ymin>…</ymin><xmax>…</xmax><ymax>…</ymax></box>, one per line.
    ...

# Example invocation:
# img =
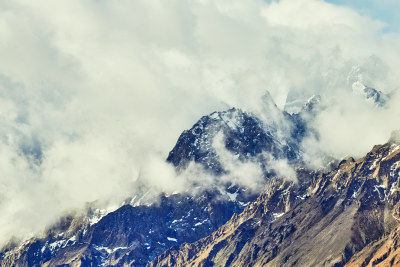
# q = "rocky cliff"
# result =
<box><xmin>150</xmin><ymin>139</ymin><xmax>400</xmax><ymax>266</ymax></box>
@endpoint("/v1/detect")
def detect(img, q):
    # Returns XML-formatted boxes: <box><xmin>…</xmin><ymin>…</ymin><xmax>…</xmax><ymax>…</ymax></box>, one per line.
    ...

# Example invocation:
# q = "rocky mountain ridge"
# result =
<box><xmin>150</xmin><ymin>137</ymin><xmax>400</xmax><ymax>266</ymax></box>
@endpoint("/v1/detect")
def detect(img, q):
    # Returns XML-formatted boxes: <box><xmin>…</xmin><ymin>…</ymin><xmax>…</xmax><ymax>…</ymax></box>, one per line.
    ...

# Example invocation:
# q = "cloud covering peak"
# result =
<box><xmin>0</xmin><ymin>0</ymin><xmax>400</xmax><ymax>245</ymax></box>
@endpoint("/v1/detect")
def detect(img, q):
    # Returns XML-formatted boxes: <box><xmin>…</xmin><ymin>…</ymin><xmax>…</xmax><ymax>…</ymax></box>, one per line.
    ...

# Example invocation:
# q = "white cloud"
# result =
<box><xmin>212</xmin><ymin>132</ymin><xmax>265</xmax><ymax>190</ymax></box>
<box><xmin>0</xmin><ymin>0</ymin><xmax>399</xmax><ymax>245</ymax></box>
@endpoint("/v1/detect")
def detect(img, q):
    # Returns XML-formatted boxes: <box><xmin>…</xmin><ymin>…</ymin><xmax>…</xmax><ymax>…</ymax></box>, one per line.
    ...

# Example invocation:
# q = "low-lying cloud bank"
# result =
<box><xmin>0</xmin><ymin>0</ymin><xmax>400</xmax><ymax>245</ymax></box>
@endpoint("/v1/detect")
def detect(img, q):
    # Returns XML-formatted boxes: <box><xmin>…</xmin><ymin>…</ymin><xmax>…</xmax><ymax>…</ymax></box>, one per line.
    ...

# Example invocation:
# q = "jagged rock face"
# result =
<box><xmin>0</xmin><ymin>107</ymin><xmax>306</xmax><ymax>267</ymax></box>
<box><xmin>362</xmin><ymin>86</ymin><xmax>389</xmax><ymax>107</ymax></box>
<box><xmin>0</xmin><ymin>190</ymin><xmax>250</xmax><ymax>267</ymax></box>
<box><xmin>345</xmin><ymin>225</ymin><xmax>400</xmax><ymax>267</ymax></box>
<box><xmin>352</xmin><ymin>81</ymin><xmax>389</xmax><ymax>107</ymax></box>
<box><xmin>0</xmin><ymin>213</ymin><xmax>91</xmax><ymax>267</ymax></box>
<box><xmin>150</xmin><ymin>142</ymin><xmax>400</xmax><ymax>267</ymax></box>
<box><xmin>167</xmin><ymin>108</ymin><xmax>305</xmax><ymax>175</ymax></box>
<box><xmin>86</xmin><ymin>191</ymin><xmax>249</xmax><ymax>266</ymax></box>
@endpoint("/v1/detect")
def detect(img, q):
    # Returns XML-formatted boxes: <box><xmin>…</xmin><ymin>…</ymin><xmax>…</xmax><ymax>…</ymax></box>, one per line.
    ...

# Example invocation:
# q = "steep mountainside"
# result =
<box><xmin>0</xmin><ymin>104</ymin><xmax>307</xmax><ymax>267</ymax></box>
<box><xmin>150</xmin><ymin>137</ymin><xmax>400</xmax><ymax>267</ymax></box>
<box><xmin>345</xmin><ymin>226</ymin><xmax>400</xmax><ymax>267</ymax></box>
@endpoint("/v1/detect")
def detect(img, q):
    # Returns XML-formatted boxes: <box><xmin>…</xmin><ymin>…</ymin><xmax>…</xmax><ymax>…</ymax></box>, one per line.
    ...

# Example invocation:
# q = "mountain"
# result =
<box><xmin>150</xmin><ymin>133</ymin><xmax>400</xmax><ymax>266</ymax></box>
<box><xmin>167</xmin><ymin>106</ymin><xmax>305</xmax><ymax>175</ymax></box>
<box><xmin>0</xmin><ymin>102</ymin><xmax>307</xmax><ymax>266</ymax></box>
<box><xmin>6</xmin><ymin>95</ymin><xmax>395</xmax><ymax>267</ymax></box>
<box><xmin>352</xmin><ymin>81</ymin><xmax>390</xmax><ymax>107</ymax></box>
<box><xmin>0</xmin><ymin>192</ymin><xmax>250</xmax><ymax>266</ymax></box>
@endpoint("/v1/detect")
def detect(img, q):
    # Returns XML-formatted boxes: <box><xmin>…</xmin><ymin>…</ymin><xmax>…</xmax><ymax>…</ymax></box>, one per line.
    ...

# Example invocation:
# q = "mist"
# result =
<box><xmin>0</xmin><ymin>0</ymin><xmax>400</xmax><ymax>245</ymax></box>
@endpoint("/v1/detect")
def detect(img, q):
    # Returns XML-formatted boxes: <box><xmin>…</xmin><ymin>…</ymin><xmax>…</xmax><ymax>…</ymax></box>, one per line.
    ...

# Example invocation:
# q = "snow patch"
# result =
<box><xmin>194</xmin><ymin>219</ymin><xmax>209</xmax><ymax>227</ymax></box>
<box><xmin>210</xmin><ymin>112</ymin><xmax>219</xmax><ymax>119</ymax></box>
<box><xmin>369</xmin><ymin>157</ymin><xmax>380</xmax><ymax>170</ymax></box>
<box><xmin>227</xmin><ymin>192</ymin><xmax>238</xmax><ymax>201</ymax></box>
<box><xmin>374</xmin><ymin>185</ymin><xmax>386</xmax><ymax>200</ymax></box>
<box><xmin>93</xmin><ymin>245</ymin><xmax>128</xmax><ymax>254</ymax></box>
<box><xmin>272</xmin><ymin>212</ymin><xmax>285</xmax><ymax>221</ymax></box>
<box><xmin>296</xmin><ymin>193</ymin><xmax>308</xmax><ymax>200</ymax></box>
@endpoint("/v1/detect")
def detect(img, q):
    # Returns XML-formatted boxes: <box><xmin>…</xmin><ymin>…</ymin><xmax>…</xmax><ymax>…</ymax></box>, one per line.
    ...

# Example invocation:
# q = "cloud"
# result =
<box><xmin>303</xmin><ymin>88</ymin><xmax>400</xmax><ymax>162</ymax></box>
<box><xmin>212</xmin><ymin>132</ymin><xmax>265</xmax><ymax>190</ymax></box>
<box><xmin>0</xmin><ymin>0</ymin><xmax>399</xmax><ymax>245</ymax></box>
